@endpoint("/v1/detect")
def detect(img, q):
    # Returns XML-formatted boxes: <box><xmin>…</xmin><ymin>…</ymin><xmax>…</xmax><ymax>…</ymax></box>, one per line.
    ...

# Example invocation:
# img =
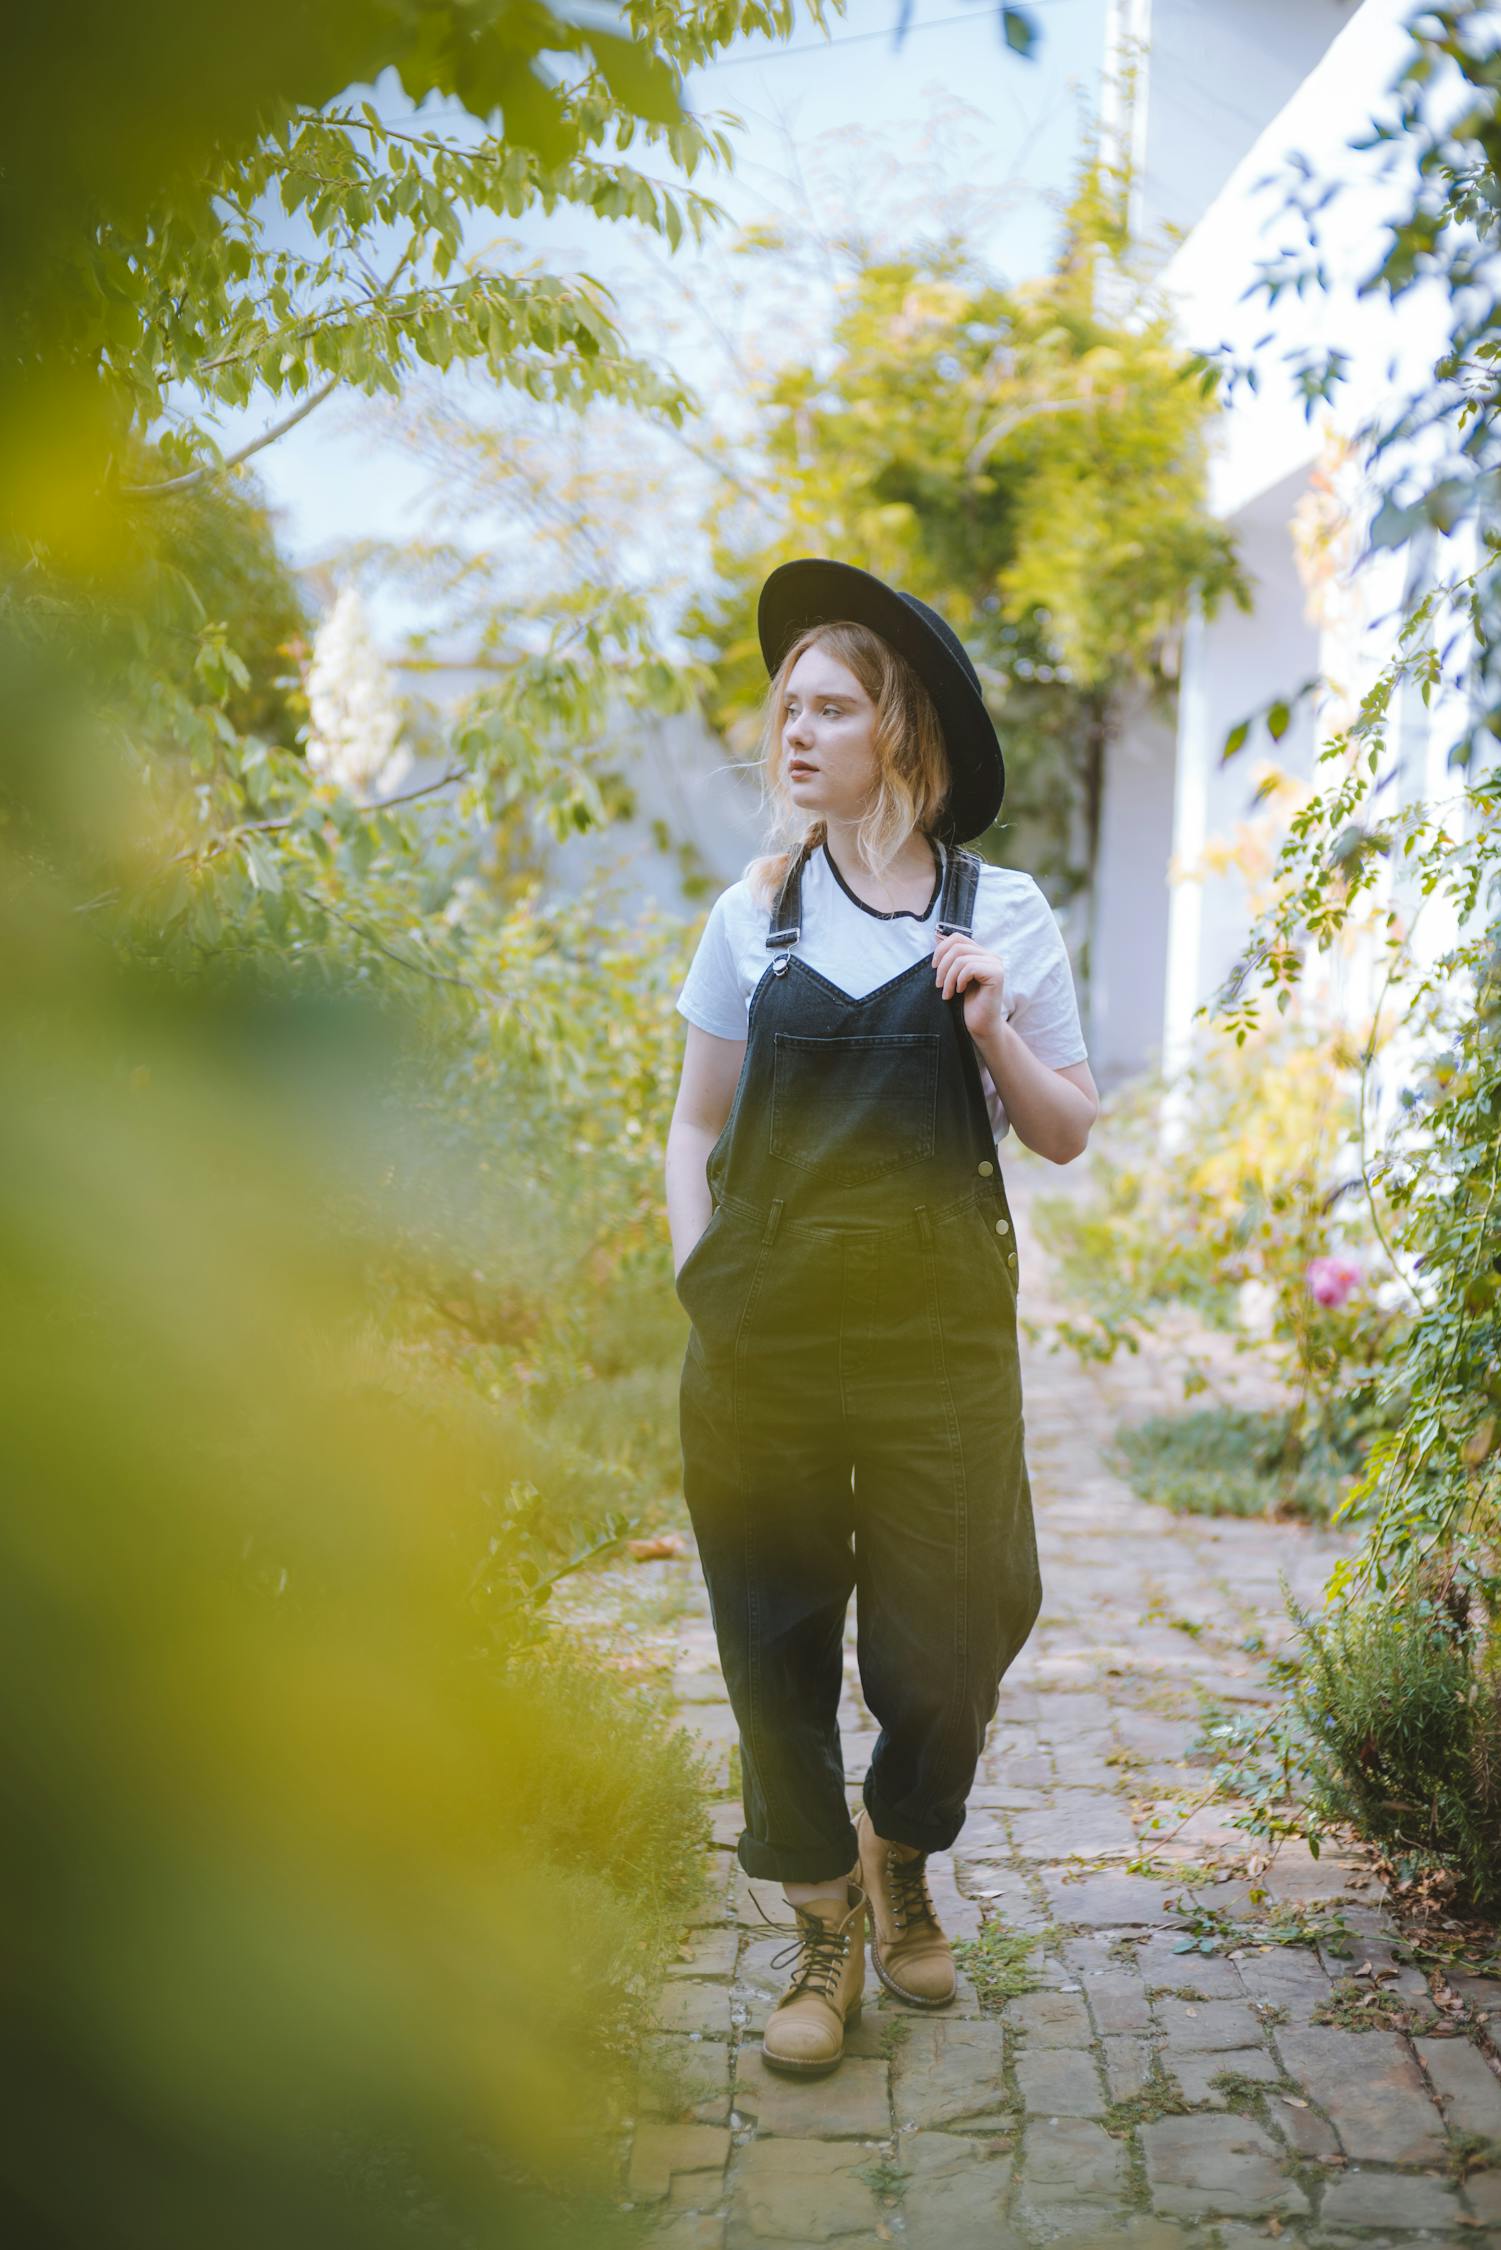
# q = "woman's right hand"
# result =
<box><xmin>665</xmin><ymin>1023</ymin><xmax>745</xmax><ymax>1275</ymax></box>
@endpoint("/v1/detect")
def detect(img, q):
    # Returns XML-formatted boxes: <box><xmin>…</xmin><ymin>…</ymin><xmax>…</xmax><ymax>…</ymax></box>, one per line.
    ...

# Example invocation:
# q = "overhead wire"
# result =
<box><xmin>691</xmin><ymin>2</ymin><xmax>1072</xmax><ymax>72</ymax></box>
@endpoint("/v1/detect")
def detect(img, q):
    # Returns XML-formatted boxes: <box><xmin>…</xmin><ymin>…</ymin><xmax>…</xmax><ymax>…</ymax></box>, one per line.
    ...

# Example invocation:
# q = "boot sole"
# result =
<box><xmin>759</xmin><ymin>1999</ymin><xmax>862</xmax><ymax>2076</ymax></box>
<box><xmin>869</xmin><ymin>1944</ymin><xmax>956</xmax><ymax>2010</ymax></box>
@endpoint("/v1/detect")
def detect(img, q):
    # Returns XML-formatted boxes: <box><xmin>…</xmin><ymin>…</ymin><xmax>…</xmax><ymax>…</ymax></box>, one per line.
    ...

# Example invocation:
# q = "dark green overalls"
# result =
<box><xmin>676</xmin><ymin>837</ymin><xmax>1043</xmax><ymax>1883</ymax></box>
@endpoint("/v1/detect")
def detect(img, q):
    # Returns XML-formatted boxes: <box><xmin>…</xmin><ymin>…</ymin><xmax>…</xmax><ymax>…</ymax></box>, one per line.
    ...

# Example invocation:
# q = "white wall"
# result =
<box><xmin>1161</xmin><ymin>466</ymin><xmax>1324</xmax><ymax>1077</ymax></box>
<box><xmin>542</xmin><ymin>706</ymin><xmax>769</xmax><ymax>917</ymax></box>
<box><xmin>1096</xmin><ymin>0</ymin><xmax>1469</xmax><ymax>1097</ymax></box>
<box><xmin>1108</xmin><ymin>0</ymin><xmax>1360</xmax><ymax>257</ymax></box>
<box><xmin>1089</xmin><ymin>677</ymin><xmax>1179</xmax><ymax>1088</ymax></box>
<box><xmin>1156</xmin><ymin>0</ymin><xmax>1451</xmax><ymax>523</ymax></box>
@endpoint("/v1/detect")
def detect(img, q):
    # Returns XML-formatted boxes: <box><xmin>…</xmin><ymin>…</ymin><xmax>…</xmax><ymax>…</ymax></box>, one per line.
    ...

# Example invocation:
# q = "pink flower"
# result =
<box><xmin>1307</xmin><ymin>1254</ymin><xmax>1362</xmax><ymax>1308</ymax></box>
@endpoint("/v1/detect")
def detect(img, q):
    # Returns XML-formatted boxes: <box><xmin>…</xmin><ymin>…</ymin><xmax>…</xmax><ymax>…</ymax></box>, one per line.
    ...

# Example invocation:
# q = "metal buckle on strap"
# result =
<box><xmin>765</xmin><ymin>837</ymin><xmax>812</xmax><ymax>952</ymax></box>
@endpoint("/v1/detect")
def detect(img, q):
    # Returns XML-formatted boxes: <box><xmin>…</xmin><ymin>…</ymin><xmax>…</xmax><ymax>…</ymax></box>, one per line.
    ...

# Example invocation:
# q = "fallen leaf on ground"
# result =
<box><xmin>628</xmin><ymin>1533</ymin><xmax>688</xmax><ymax>1562</ymax></box>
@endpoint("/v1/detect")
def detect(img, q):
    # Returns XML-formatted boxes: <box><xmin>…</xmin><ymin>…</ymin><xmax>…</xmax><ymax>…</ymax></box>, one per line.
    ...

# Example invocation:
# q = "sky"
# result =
<box><xmin>232</xmin><ymin>0</ymin><xmax>1110</xmax><ymax>632</ymax></box>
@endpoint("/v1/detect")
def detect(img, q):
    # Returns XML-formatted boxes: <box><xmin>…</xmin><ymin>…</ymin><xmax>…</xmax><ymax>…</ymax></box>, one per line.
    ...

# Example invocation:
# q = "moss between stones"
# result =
<box><xmin>953</xmin><ymin>1920</ymin><xmax>1052</xmax><ymax>2007</ymax></box>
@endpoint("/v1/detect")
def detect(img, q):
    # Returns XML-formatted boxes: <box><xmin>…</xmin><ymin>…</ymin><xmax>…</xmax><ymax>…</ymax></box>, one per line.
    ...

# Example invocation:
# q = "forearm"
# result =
<box><xmin>971</xmin><ymin>1019</ymin><xmax>1093</xmax><ymax>1164</ymax></box>
<box><xmin>664</xmin><ymin>1118</ymin><xmax>718</xmax><ymax>1273</ymax></box>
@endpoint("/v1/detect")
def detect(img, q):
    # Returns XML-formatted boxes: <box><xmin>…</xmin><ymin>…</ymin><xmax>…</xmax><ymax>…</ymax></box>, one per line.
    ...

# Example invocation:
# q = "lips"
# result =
<box><xmin>789</xmin><ymin>761</ymin><xmax>818</xmax><ymax>777</ymax></box>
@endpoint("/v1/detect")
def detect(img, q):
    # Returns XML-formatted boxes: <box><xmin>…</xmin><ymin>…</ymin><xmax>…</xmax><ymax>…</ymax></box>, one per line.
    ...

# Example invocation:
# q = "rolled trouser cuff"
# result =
<box><xmin>736</xmin><ymin>1816</ymin><xmax>861</xmax><ymax>1885</ymax></box>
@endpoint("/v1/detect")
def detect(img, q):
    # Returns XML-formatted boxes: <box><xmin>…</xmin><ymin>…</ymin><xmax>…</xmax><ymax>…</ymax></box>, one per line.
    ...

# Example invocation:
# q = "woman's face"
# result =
<box><xmin>780</xmin><ymin>645</ymin><xmax>880</xmax><ymax>823</ymax></box>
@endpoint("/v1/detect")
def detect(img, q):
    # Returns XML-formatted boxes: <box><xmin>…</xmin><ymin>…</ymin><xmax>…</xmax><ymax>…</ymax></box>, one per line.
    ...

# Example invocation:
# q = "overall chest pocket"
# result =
<box><xmin>769</xmin><ymin>1031</ymin><xmax>940</xmax><ymax>1186</ymax></box>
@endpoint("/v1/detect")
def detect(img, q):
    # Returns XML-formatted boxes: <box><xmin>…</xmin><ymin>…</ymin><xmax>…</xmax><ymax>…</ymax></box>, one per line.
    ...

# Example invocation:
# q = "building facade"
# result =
<box><xmin>1093</xmin><ymin>0</ymin><xmax>1471</xmax><ymax>1119</ymax></box>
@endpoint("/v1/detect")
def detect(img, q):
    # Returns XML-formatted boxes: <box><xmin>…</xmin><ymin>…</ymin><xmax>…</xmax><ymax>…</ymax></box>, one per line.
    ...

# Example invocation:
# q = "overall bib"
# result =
<box><xmin>676</xmin><ymin>839</ymin><xmax>1043</xmax><ymax>1884</ymax></box>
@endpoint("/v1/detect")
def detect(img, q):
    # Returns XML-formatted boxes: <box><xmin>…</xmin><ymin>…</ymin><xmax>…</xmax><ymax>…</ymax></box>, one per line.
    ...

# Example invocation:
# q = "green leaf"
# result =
<box><xmin>1370</xmin><ymin>496</ymin><xmax>1423</xmax><ymax>550</ymax></box>
<box><xmin>1266</xmin><ymin>699</ymin><xmax>1290</xmax><ymax>742</ymax></box>
<box><xmin>589</xmin><ymin>30</ymin><xmax>681</xmax><ymax>127</ymax></box>
<box><xmin>1001</xmin><ymin>7</ymin><xmax>1039</xmax><ymax>56</ymax></box>
<box><xmin>241</xmin><ymin>834</ymin><xmax>282</xmax><ymax>895</ymax></box>
<box><xmin>1221</xmin><ymin>719</ymin><xmax>1250</xmax><ymax>764</ymax></box>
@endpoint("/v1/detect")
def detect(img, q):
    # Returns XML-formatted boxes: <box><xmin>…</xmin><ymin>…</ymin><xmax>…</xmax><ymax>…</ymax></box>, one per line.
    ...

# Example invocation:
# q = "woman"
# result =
<box><xmin>665</xmin><ymin>558</ymin><xmax>1098</xmax><ymax>2078</ymax></box>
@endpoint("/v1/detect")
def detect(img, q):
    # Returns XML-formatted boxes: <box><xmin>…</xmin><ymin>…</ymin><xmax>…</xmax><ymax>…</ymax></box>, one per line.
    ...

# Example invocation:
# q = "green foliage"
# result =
<box><xmin>953</xmin><ymin>1918</ymin><xmax>1046</xmax><ymax>2004</ymax></box>
<box><xmin>687</xmin><ymin>142</ymin><xmax>1244</xmax><ymax>887</ymax></box>
<box><xmin>144</xmin><ymin>467</ymin><xmax>311</xmax><ymax>740</ymax></box>
<box><xmin>1108</xmin><ymin>1401</ymin><xmax>1379</xmax><ymax>1525</ymax></box>
<box><xmin>6</xmin><ymin>1</ymin><xmax>838</xmax><ymax>561</ymax></box>
<box><xmin>1190</xmin><ymin>3</ymin><xmax>1501</xmax><ymax>1599</ymax></box>
<box><xmin>1121</xmin><ymin>5</ymin><xmax>1501</xmax><ymax>1907</ymax></box>
<box><xmin>1032</xmin><ymin>1023</ymin><xmax>1410</xmax><ymax>1481</ymax></box>
<box><xmin>1163</xmin><ymin>1900</ymin><xmax>1355</xmax><ymax>1957</ymax></box>
<box><xmin>0</xmin><ymin>875</ymin><xmax>713</xmax><ymax>2247</ymax></box>
<box><xmin>3</xmin><ymin>3</ymin><xmax>834</xmax><ymax>1074</ymax></box>
<box><xmin>1205</xmin><ymin>715</ymin><xmax>1501</xmax><ymax>1606</ymax></box>
<box><xmin>1292</xmin><ymin>1579</ymin><xmax>1501</xmax><ymax>1913</ymax></box>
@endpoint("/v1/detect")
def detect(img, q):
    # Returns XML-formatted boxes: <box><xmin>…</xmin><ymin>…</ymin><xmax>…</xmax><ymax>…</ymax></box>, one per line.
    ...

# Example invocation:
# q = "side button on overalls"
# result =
<box><xmin>676</xmin><ymin>838</ymin><xmax>1043</xmax><ymax>1884</ymax></box>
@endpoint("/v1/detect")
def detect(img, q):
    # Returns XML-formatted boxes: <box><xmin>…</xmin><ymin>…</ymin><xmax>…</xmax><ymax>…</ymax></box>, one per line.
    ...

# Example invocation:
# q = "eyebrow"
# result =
<box><xmin>785</xmin><ymin>688</ymin><xmax>854</xmax><ymax>704</ymax></box>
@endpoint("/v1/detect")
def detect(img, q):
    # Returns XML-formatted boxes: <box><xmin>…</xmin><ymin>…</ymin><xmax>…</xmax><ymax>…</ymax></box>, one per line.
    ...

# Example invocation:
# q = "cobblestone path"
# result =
<box><xmin>623</xmin><ymin>1158</ymin><xmax>1501</xmax><ymax>2248</ymax></box>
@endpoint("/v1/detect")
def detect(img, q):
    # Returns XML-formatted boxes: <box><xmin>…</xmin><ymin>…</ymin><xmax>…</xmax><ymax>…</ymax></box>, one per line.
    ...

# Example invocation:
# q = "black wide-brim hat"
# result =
<box><xmin>756</xmin><ymin>557</ymin><xmax>1005</xmax><ymax>843</ymax></box>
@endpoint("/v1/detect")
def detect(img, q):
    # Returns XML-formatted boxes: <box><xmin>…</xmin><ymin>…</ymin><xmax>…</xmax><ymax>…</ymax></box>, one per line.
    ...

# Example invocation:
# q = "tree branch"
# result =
<box><xmin>120</xmin><ymin>374</ymin><xmax>343</xmax><ymax>499</ymax></box>
<box><xmin>72</xmin><ymin>764</ymin><xmax>469</xmax><ymax>914</ymax></box>
<box><xmin>964</xmin><ymin>394</ymin><xmax>1092</xmax><ymax>477</ymax></box>
<box><xmin>122</xmin><ymin>244</ymin><xmax>418</xmax><ymax>497</ymax></box>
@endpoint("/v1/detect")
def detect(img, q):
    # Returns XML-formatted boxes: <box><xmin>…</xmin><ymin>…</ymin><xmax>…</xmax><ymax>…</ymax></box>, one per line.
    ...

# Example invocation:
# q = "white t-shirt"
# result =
<box><xmin>675</xmin><ymin>839</ymin><xmax>1088</xmax><ymax>1143</ymax></box>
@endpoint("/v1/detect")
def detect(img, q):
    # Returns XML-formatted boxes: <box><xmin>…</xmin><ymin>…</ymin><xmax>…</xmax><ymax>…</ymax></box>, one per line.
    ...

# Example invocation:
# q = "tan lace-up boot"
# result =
<box><xmin>757</xmin><ymin>1879</ymin><xmax>866</xmax><ymax>2077</ymax></box>
<box><xmin>855</xmin><ymin>1805</ymin><xmax>956</xmax><ymax>2007</ymax></box>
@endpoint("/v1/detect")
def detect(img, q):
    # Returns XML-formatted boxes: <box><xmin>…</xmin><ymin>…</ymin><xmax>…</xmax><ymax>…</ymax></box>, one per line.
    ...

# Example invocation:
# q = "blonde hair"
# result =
<box><xmin>743</xmin><ymin>620</ymin><xmax>953</xmax><ymax>907</ymax></box>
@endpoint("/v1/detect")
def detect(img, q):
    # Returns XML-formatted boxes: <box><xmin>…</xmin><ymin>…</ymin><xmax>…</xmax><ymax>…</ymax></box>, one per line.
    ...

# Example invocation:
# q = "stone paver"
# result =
<box><xmin>1166</xmin><ymin>2045</ymin><xmax>1279</xmax><ymax>2107</ymax></box>
<box><xmin>897</xmin><ymin>2132</ymin><xmax>1019</xmax><ymax>2247</ymax></box>
<box><xmin>1139</xmin><ymin>2115</ymin><xmax>1308</xmax><ymax>2222</ymax></box>
<box><xmin>627</xmin><ymin>2124</ymin><xmax>731</xmax><ymax>2202</ymax></box>
<box><xmin>1005</xmin><ymin>1988</ymin><xmax>1093</xmax><ymax>2045</ymax></box>
<box><xmin>1317</xmin><ymin>2166</ymin><xmax>1464</xmax><ymax>2230</ymax></box>
<box><xmin>654</xmin><ymin>1981</ymin><xmax>733</xmax><ymax>2038</ymax></box>
<box><xmin>1274</xmin><ymin>2026</ymin><xmax>1448</xmax><ymax>2162</ymax></box>
<box><xmin>637</xmin><ymin>2034</ymin><xmax>734</xmax><ymax>2124</ymax></box>
<box><xmin>1417</xmin><ymin>2032</ymin><xmax>1501</xmax><ymax>2138</ymax></box>
<box><xmin>734</xmin><ymin>2138</ymin><xmax>880</xmax><ymax>2240</ymax></box>
<box><xmin>1101</xmin><ymin>2033</ymin><xmax>1154</xmax><ymax>2100</ymax></box>
<box><xmin>1015</xmin><ymin>2046</ymin><xmax>1107</xmax><ymax>2119</ymax></box>
<box><xmin>610</xmin><ymin>1156</ymin><xmax>1501</xmax><ymax>2245</ymax></box>
<box><xmin>1019</xmin><ymin>2117</ymin><xmax>1127</xmax><ymax>2205</ymax></box>
<box><xmin>893</xmin><ymin>2018</ymin><xmax>1012</xmax><ymax>2129</ymax></box>
<box><xmin>735</xmin><ymin>2052</ymin><xmax>891</xmax><ymax>2138</ymax></box>
<box><xmin>1153</xmin><ymin>1997</ymin><xmax>1267</xmax><ymax>2053</ymax></box>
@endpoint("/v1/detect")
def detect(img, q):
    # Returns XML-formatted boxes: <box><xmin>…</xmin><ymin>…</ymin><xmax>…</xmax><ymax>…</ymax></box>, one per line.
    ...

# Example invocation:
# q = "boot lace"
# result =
<box><xmin>885</xmin><ymin>1850</ymin><xmax>940</xmax><ymax>1937</ymax></box>
<box><xmin>751</xmin><ymin>1890</ymin><xmax>853</xmax><ymax>2002</ymax></box>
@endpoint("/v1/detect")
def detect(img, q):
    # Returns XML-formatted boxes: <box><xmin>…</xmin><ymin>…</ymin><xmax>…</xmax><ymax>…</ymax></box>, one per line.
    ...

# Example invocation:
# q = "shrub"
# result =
<box><xmin>1109</xmin><ymin>1390</ymin><xmax>1386</xmax><ymax>1524</ymax></box>
<box><xmin>1032</xmin><ymin>1025</ymin><xmax>1409</xmax><ymax>1473</ymax></box>
<box><xmin>1292</xmin><ymin>1571</ymin><xmax>1501</xmax><ymax>1912</ymax></box>
<box><xmin>0</xmin><ymin>931</ymin><xmax>711</xmax><ymax>2250</ymax></box>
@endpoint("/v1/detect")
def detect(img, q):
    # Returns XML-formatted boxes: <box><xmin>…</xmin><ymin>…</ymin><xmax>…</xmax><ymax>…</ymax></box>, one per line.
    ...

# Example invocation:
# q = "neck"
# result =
<box><xmin>819</xmin><ymin>817</ymin><xmax>937</xmax><ymax>883</ymax></box>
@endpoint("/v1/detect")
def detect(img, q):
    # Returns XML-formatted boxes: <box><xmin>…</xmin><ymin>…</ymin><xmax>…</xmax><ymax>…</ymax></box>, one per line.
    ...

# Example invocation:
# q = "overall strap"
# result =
<box><xmin>935</xmin><ymin>844</ymin><xmax>982</xmax><ymax>937</ymax></box>
<box><xmin>766</xmin><ymin>836</ymin><xmax>816</xmax><ymax>949</ymax></box>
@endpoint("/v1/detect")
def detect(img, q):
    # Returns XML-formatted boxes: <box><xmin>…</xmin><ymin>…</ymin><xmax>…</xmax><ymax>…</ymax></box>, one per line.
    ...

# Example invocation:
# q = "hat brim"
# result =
<box><xmin>756</xmin><ymin>557</ymin><xmax>1004</xmax><ymax>843</ymax></box>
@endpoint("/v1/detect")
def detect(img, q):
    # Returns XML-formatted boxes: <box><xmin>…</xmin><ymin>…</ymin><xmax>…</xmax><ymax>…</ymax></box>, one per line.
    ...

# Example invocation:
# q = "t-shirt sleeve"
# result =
<box><xmin>1008</xmin><ymin>880</ymin><xmax>1089</xmax><ymax>1067</ymax></box>
<box><xmin>675</xmin><ymin>889</ymin><xmax>750</xmax><ymax>1041</ymax></box>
